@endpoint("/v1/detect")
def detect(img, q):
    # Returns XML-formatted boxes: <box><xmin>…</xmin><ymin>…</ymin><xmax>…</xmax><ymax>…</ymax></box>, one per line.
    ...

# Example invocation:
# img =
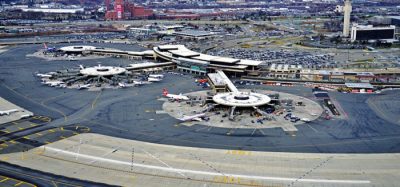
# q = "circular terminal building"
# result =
<box><xmin>38</xmin><ymin>65</ymin><xmax>138</xmax><ymax>90</ymax></box>
<box><xmin>209</xmin><ymin>70</ymin><xmax>271</xmax><ymax>108</ymax></box>
<box><xmin>213</xmin><ymin>92</ymin><xmax>271</xmax><ymax>107</ymax></box>
<box><xmin>80</xmin><ymin>65</ymin><xmax>127</xmax><ymax>77</ymax></box>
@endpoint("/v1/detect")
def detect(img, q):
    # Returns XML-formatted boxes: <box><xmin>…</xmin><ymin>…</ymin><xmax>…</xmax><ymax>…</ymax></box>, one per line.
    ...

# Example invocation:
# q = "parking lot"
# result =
<box><xmin>210</xmin><ymin>48</ymin><xmax>337</xmax><ymax>68</ymax></box>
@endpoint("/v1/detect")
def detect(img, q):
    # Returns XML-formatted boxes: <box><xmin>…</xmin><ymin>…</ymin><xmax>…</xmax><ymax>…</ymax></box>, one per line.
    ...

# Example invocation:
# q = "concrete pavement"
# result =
<box><xmin>3</xmin><ymin>133</ymin><xmax>399</xmax><ymax>187</ymax></box>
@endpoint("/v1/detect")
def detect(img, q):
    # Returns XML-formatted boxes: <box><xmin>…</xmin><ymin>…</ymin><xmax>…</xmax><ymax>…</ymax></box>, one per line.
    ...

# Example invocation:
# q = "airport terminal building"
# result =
<box><xmin>153</xmin><ymin>45</ymin><xmax>263</xmax><ymax>77</ymax></box>
<box><xmin>351</xmin><ymin>25</ymin><xmax>396</xmax><ymax>42</ymax></box>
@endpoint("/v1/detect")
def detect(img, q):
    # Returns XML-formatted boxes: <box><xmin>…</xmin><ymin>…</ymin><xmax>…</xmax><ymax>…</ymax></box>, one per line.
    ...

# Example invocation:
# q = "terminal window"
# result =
<box><xmin>355</xmin><ymin>29</ymin><xmax>394</xmax><ymax>41</ymax></box>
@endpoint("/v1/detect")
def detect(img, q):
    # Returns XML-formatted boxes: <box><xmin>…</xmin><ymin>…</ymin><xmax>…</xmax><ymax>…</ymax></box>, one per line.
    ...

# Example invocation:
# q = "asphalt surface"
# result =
<box><xmin>0</xmin><ymin>161</ymin><xmax>118</xmax><ymax>187</ymax></box>
<box><xmin>1</xmin><ymin>44</ymin><xmax>400</xmax><ymax>154</ymax></box>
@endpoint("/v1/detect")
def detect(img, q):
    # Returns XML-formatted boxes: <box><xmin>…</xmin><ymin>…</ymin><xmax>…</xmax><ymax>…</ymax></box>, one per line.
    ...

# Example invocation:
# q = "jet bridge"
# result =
<box><xmin>216</xmin><ymin>70</ymin><xmax>239</xmax><ymax>93</ymax></box>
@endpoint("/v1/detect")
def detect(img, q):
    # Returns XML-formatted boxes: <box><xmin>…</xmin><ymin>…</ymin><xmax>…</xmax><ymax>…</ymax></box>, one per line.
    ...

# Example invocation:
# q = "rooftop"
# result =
<box><xmin>156</xmin><ymin>45</ymin><xmax>263</xmax><ymax>67</ymax></box>
<box><xmin>345</xmin><ymin>83</ymin><xmax>374</xmax><ymax>89</ymax></box>
<box><xmin>174</xmin><ymin>30</ymin><xmax>215</xmax><ymax>37</ymax></box>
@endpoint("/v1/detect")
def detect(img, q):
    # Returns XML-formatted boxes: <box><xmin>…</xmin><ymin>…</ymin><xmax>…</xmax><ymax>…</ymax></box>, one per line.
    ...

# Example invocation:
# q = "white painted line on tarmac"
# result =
<box><xmin>43</xmin><ymin>146</ymin><xmax>371</xmax><ymax>184</ymax></box>
<box><xmin>140</xmin><ymin>148</ymin><xmax>187</xmax><ymax>178</ymax></box>
<box><xmin>307</xmin><ymin>124</ymin><xmax>319</xmax><ymax>133</ymax></box>
<box><xmin>75</xmin><ymin>138</ymin><xmax>83</xmax><ymax>160</ymax></box>
<box><xmin>88</xmin><ymin>146</ymin><xmax>121</xmax><ymax>164</ymax></box>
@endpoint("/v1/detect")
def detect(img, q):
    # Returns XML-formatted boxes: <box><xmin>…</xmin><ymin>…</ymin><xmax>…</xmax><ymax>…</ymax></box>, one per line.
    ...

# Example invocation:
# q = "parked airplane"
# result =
<box><xmin>78</xmin><ymin>84</ymin><xmax>91</xmax><ymax>89</ymax></box>
<box><xmin>43</xmin><ymin>81</ymin><xmax>64</xmax><ymax>87</ymax></box>
<box><xmin>148</xmin><ymin>77</ymin><xmax>162</xmax><ymax>82</ymax></box>
<box><xmin>43</xmin><ymin>43</ymin><xmax>57</xmax><ymax>52</ymax></box>
<box><xmin>0</xmin><ymin>109</ymin><xmax>19</xmax><ymax>116</ymax></box>
<box><xmin>162</xmin><ymin>88</ymin><xmax>190</xmax><ymax>101</ymax></box>
<box><xmin>36</xmin><ymin>73</ymin><xmax>52</xmax><ymax>78</ymax></box>
<box><xmin>149</xmin><ymin>74</ymin><xmax>164</xmax><ymax>79</ymax></box>
<box><xmin>58</xmin><ymin>83</ymin><xmax>67</xmax><ymax>88</ymax></box>
<box><xmin>178</xmin><ymin>113</ymin><xmax>206</xmax><ymax>122</ymax></box>
<box><xmin>118</xmin><ymin>82</ymin><xmax>128</xmax><ymax>88</ymax></box>
<box><xmin>20</xmin><ymin>114</ymin><xmax>33</xmax><ymax>119</ymax></box>
<box><xmin>133</xmin><ymin>81</ymin><xmax>145</xmax><ymax>85</ymax></box>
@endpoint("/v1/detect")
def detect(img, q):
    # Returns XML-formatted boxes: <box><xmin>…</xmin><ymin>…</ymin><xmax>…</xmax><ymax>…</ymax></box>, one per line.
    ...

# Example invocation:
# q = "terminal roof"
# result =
<box><xmin>345</xmin><ymin>83</ymin><xmax>374</xmax><ymax>89</ymax></box>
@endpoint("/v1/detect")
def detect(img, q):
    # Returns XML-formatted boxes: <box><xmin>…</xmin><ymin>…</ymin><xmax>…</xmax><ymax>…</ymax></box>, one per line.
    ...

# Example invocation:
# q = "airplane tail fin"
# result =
<box><xmin>162</xmin><ymin>88</ymin><xmax>168</xmax><ymax>96</ymax></box>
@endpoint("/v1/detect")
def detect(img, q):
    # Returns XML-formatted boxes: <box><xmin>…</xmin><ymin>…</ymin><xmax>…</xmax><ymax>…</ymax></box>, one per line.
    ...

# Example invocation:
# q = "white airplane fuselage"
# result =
<box><xmin>178</xmin><ymin>113</ymin><xmax>206</xmax><ymax>122</ymax></box>
<box><xmin>165</xmin><ymin>94</ymin><xmax>190</xmax><ymax>101</ymax></box>
<box><xmin>44</xmin><ymin>81</ymin><xmax>64</xmax><ymax>87</ymax></box>
<box><xmin>148</xmin><ymin>77</ymin><xmax>162</xmax><ymax>82</ymax></box>
<box><xmin>78</xmin><ymin>84</ymin><xmax>91</xmax><ymax>89</ymax></box>
<box><xmin>149</xmin><ymin>74</ymin><xmax>164</xmax><ymax>79</ymax></box>
<box><xmin>36</xmin><ymin>74</ymin><xmax>52</xmax><ymax>78</ymax></box>
<box><xmin>0</xmin><ymin>109</ymin><xmax>19</xmax><ymax>116</ymax></box>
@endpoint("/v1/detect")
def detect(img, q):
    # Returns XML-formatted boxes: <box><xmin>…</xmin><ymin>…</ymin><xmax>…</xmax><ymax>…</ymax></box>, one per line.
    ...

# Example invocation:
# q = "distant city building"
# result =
<box><xmin>335</xmin><ymin>5</ymin><xmax>343</xmax><ymax>13</ymax></box>
<box><xmin>105</xmin><ymin>0</ymin><xmax>111</xmax><ymax>11</ymax></box>
<box><xmin>21</xmin><ymin>7</ymin><xmax>84</xmax><ymax>14</ymax></box>
<box><xmin>369</xmin><ymin>16</ymin><xmax>400</xmax><ymax>26</ymax></box>
<box><xmin>105</xmin><ymin>0</ymin><xmax>153</xmax><ymax>20</ymax></box>
<box><xmin>127</xmin><ymin>4</ymin><xmax>153</xmax><ymax>18</ymax></box>
<box><xmin>115</xmin><ymin>0</ymin><xmax>124</xmax><ymax>19</ymax></box>
<box><xmin>350</xmin><ymin>24</ymin><xmax>396</xmax><ymax>42</ymax></box>
<box><xmin>217</xmin><ymin>0</ymin><xmax>246</xmax><ymax>5</ymax></box>
<box><xmin>19</xmin><ymin>4</ymin><xmax>84</xmax><ymax>14</ymax></box>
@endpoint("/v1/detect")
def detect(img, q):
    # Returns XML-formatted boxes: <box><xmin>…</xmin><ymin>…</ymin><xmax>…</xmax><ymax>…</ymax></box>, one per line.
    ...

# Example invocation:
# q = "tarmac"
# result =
<box><xmin>2</xmin><ymin>133</ymin><xmax>400</xmax><ymax>187</ymax></box>
<box><xmin>1</xmin><ymin>43</ymin><xmax>400</xmax><ymax>186</ymax></box>
<box><xmin>0</xmin><ymin>44</ymin><xmax>400</xmax><ymax>154</ymax></box>
<box><xmin>0</xmin><ymin>97</ymin><xmax>33</xmax><ymax>124</ymax></box>
<box><xmin>162</xmin><ymin>89</ymin><xmax>323</xmax><ymax>131</ymax></box>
